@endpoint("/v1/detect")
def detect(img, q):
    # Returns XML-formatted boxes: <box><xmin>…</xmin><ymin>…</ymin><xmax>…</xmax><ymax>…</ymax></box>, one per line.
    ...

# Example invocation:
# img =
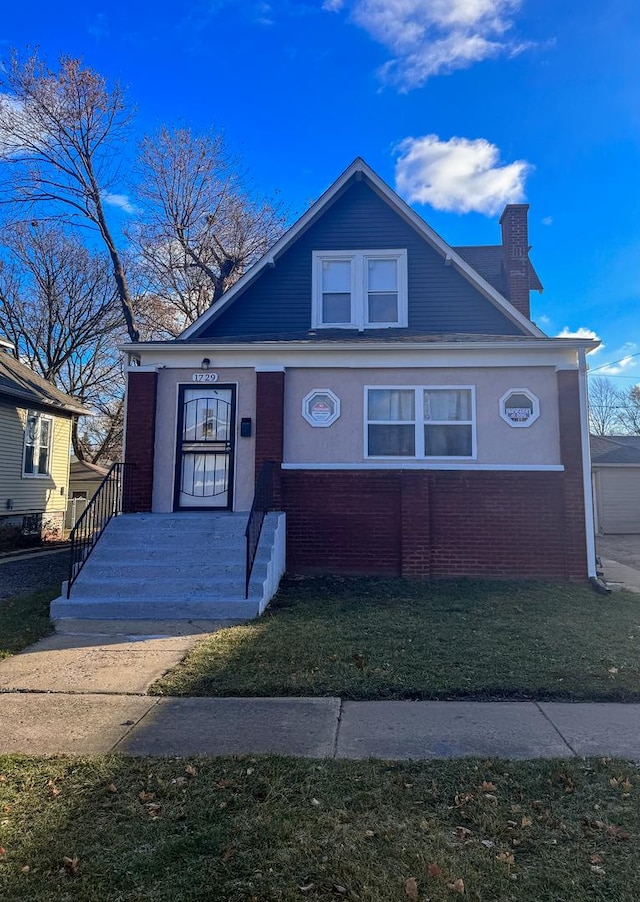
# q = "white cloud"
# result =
<box><xmin>328</xmin><ymin>0</ymin><xmax>525</xmax><ymax>89</ymax></box>
<box><xmin>557</xmin><ymin>326</ymin><xmax>603</xmax><ymax>354</ymax></box>
<box><xmin>557</xmin><ymin>327</ymin><xmax>601</xmax><ymax>342</ymax></box>
<box><xmin>592</xmin><ymin>343</ymin><xmax>639</xmax><ymax>375</ymax></box>
<box><xmin>598</xmin><ymin>356</ymin><xmax>636</xmax><ymax>375</ymax></box>
<box><xmin>394</xmin><ymin>134</ymin><xmax>531</xmax><ymax>216</ymax></box>
<box><xmin>538</xmin><ymin>314</ymin><xmax>551</xmax><ymax>326</ymax></box>
<box><xmin>542</xmin><ymin>216</ymin><xmax>553</xmax><ymax>226</ymax></box>
<box><xmin>101</xmin><ymin>192</ymin><xmax>138</xmax><ymax>215</ymax></box>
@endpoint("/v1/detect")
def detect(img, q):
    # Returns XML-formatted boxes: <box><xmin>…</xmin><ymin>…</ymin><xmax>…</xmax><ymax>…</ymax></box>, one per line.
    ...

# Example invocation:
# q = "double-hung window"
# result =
<box><xmin>312</xmin><ymin>250</ymin><xmax>407</xmax><ymax>329</ymax></box>
<box><xmin>23</xmin><ymin>411</ymin><xmax>53</xmax><ymax>477</ymax></box>
<box><xmin>366</xmin><ymin>387</ymin><xmax>475</xmax><ymax>459</ymax></box>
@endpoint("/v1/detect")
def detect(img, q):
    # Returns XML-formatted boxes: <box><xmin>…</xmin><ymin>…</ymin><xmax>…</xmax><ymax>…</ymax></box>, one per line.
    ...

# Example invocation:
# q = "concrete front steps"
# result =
<box><xmin>51</xmin><ymin>511</ymin><xmax>286</xmax><ymax>621</ymax></box>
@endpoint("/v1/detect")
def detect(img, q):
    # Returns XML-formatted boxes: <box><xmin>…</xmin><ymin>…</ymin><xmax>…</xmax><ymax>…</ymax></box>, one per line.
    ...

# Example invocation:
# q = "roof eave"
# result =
<box><xmin>121</xmin><ymin>337</ymin><xmax>599</xmax><ymax>355</ymax></box>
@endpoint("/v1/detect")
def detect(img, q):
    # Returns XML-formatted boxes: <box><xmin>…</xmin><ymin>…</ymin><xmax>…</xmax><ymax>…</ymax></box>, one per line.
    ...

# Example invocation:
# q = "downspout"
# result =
<box><xmin>578</xmin><ymin>347</ymin><xmax>597</xmax><ymax>577</ymax></box>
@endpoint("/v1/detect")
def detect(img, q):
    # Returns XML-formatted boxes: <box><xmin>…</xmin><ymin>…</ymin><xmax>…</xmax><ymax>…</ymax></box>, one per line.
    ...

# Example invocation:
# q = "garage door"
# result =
<box><xmin>595</xmin><ymin>467</ymin><xmax>640</xmax><ymax>534</ymax></box>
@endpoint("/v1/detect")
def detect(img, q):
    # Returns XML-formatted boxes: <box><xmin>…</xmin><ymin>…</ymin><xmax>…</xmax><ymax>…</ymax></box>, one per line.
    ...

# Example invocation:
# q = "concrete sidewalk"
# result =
<box><xmin>2</xmin><ymin>619</ymin><xmax>640</xmax><ymax>760</ymax></box>
<box><xmin>2</xmin><ymin>692</ymin><xmax>640</xmax><ymax>759</ymax></box>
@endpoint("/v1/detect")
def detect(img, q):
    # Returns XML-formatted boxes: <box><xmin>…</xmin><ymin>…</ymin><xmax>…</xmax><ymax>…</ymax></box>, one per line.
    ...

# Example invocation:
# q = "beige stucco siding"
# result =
<box><xmin>152</xmin><ymin>368</ymin><xmax>257</xmax><ymax>513</ymax></box>
<box><xmin>0</xmin><ymin>403</ymin><xmax>71</xmax><ymax>514</ymax></box>
<box><xmin>283</xmin><ymin>367</ymin><xmax>561</xmax><ymax>466</ymax></box>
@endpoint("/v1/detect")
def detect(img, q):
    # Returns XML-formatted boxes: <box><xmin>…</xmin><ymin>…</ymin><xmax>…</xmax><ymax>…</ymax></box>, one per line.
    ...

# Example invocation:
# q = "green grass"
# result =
<box><xmin>1</xmin><ymin>754</ymin><xmax>639</xmax><ymax>901</ymax></box>
<box><xmin>152</xmin><ymin>577</ymin><xmax>640</xmax><ymax>701</ymax></box>
<box><xmin>0</xmin><ymin>587</ymin><xmax>56</xmax><ymax>659</ymax></box>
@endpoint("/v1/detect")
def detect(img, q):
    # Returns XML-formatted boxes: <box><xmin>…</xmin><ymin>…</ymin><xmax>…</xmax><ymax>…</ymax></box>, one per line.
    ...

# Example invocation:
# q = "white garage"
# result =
<box><xmin>591</xmin><ymin>436</ymin><xmax>640</xmax><ymax>535</ymax></box>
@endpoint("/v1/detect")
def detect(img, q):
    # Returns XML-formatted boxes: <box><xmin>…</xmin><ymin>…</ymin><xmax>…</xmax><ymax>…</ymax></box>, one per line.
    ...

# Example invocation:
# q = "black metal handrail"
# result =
<box><xmin>245</xmin><ymin>460</ymin><xmax>275</xmax><ymax>598</ymax></box>
<box><xmin>66</xmin><ymin>462</ymin><xmax>135</xmax><ymax>598</ymax></box>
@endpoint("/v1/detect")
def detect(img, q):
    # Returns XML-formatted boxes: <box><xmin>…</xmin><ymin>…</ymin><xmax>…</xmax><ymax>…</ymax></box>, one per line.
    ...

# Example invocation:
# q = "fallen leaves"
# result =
<box><xmin>447</xmin><ymin>877</ymin><xmax>465</xmax><ymax>894</ymax></box>
<box><xmin>427</xmin><ymin>862</ymin><xmax>442</xmax><ymax>879</ymax></box>
<box><xmin>62</xmin><ymin>855</ymin><xmax>80</xmax><ymax>877</ymax></box>
<box><xmin>404</xmin><ymin>876</ymin><xmax>419</xmax><ymax>898</ymax></box>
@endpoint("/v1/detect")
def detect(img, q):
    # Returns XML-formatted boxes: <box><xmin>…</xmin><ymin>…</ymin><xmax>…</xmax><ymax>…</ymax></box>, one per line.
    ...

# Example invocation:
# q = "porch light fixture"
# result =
<box><xmin>201</xmin><ymin>357</ymin><xmax>211</xmax><ymax>370</ymax></box>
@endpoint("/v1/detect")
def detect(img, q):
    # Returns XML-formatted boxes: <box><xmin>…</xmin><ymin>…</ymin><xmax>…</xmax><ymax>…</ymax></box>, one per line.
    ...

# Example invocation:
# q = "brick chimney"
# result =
<box><xmin>499</xmin><ymin>204</ymin><xmax>531</xmax><ymax>320</ymax></box>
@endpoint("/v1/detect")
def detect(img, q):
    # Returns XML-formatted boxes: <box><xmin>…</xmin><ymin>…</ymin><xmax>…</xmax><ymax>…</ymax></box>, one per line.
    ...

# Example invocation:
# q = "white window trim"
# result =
<box><xmin>22</xmin><ymin>411</ymin><xmax>53</xmax><ymax>478</ymax></box>
<box><xmin>499</xmin><ymin>388</ymin><xmax>540</xmax><ymax>428</ymax></box>
<box><xmin>364</xmin><ymin>385</ymin><xmax>477</xmax><ymax>461</ymax></box>
<box><xmin>312</xmin><ymin>249</ymin><xmax>408</xmax><ymax>330</ymax></box>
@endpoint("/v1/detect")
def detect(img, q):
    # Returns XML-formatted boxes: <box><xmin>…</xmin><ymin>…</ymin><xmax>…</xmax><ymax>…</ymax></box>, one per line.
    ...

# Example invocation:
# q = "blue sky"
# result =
<box><xmin>2</xmin><ymin>0</ymin><xmax>639</xmax><ymax>382</ymax></box>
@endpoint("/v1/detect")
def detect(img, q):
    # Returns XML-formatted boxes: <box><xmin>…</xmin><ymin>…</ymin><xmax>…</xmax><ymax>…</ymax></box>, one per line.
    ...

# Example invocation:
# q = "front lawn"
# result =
<box><xmin>1</xmin><ymin>754</ymin><xmax>639</xmax><ymax>901</ymax></box>
<box><xmin>152</xmin><ymin>577</ymin><xmax>640</xmax><ymax>701</ymax></box>
<box><xmin>0</xmin><ymin>587</ymin><xmax>56</xmax><ymax>660</ymax></box>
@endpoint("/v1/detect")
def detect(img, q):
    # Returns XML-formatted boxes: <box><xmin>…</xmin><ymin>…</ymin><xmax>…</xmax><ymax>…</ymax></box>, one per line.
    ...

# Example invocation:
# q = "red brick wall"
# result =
<box><xmin>499</xmin><ymin>204</ymin><xmax>531</xmax><ymax>320</ymax></box>
<box><xmin>255</xmin><ymin>371</ymin><xmax>285</xmax><ymax>503</ymax></box>
<box><xmin>557</xmin><ymin>369</ymin><xmax>588</xmax><ymax>579</ymax></box>
<box><xmin>282</xmin><ymin>467</ymin><xmax>587</xmax><ymax>581</ymax></box>
<box><xmin>282</xmin><ymin>471</ymin><xmax>402</xmax><ymax>575</ymax></box>
<box><xmin>124</xmin><ymin>370</ymin><xmax>157</xmax><ymax>513</ymax></box>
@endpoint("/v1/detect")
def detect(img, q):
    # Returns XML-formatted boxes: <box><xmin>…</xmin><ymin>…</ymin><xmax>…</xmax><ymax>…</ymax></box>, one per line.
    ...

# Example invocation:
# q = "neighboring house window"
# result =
<box><xmin>23</xmin><ymin>411</ymin><xmax>52</xmax><ymax>477</ymax></box>
<box><xmin>366</xmin><ymin>387</ymin><xmax>475</xmax><ymax>459</ymax></box>
<box><xmin>312</xmin><ymin>250</ymin><xmax>408</xmax><ymax>329</ymax></box>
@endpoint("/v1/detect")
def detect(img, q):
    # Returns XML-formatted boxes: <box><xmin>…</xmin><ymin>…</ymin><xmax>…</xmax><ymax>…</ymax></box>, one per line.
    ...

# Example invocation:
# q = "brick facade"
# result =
<box><xmin>557</xmin><ymin>369</ymin><xmax>588</xmax><ymax>579</ymax></box>
<box><xmin>499</xmin><ymin>204</ymin><xmax>531</xmax><ymax>320</ymax></box>
<box><xmin>282</xmin><ymin>466</ymin><xmax>587</xmax><ymax>581</ymax></box>
<box><xmin>124</xmin><ymin>370</ymin><xmax>158</xmax><ymax>513</ymax></box>
<box><xmin>255</xmin><ymin>371</ymin><xmax>285</xmax><ymax>504</ymax></box>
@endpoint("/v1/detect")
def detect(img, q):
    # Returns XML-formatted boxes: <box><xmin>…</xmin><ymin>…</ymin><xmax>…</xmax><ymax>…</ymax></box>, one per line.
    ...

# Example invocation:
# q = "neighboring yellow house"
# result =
<box><xmin>0</xmin><ymin>338</ymin><xmax>88</xmax><ymax>550</ymax></box>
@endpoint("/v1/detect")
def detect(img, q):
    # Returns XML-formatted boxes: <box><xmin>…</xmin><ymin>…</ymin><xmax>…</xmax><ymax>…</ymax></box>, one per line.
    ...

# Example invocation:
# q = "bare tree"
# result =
<box><xmin>131</xmin><ymin>127</ymin><xmax>287</xmax><ymax>335</ymax></box>
<box><xmin>588</xmin><ymin>376</ymin><xmax>623</xmax><ymax>435</ymax></box>
<box><xmin>617</xmin><ymin>384</ymin><xmax>640</xmax><ymax>435</ymax></box>
<box><xmin>0</xmin><ymin>222</ymin><xmax>125</xmax><ymax>460</ymax></box>
<box><xmin>0</xmin><ymin>51</ymin><xmax>139</xmax><ymax>340</ymax></box>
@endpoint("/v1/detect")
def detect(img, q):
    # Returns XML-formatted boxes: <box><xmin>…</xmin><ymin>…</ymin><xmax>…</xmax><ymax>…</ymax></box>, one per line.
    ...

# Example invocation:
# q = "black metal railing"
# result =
<box><xmin>245</xmin><ymin>460</ymin><xmax>275</xmax><ymax>598</ymax></box>
<box><xmin>66</xmin><ymin>462</ymin><xmax>135</xmax><ymax>598</ymax></box>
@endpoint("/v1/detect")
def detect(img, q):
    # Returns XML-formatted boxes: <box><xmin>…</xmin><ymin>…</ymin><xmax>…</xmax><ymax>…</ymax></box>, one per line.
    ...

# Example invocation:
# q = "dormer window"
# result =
<box><xmin>312</xmin><ymin>250</ymin><xmax>407</xmax><ymax>329</ymax></box>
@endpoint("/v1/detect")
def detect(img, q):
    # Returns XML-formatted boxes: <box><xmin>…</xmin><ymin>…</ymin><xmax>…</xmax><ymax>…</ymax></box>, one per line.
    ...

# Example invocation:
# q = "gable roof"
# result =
<box><xmin>0</xmin><ymin>348</ymin><xmax>89</xmax><ymax>416</ymax></box>
<box><xmin>70</xmin><ymin>458</ymin><xmax>109</xmax><ymax>483</ymax></box>
<box><xmin>590</xmin><ymin>434</ymin><xmax>640</xmax><ymax>465</ymax></box>
<box><xmin>180</xmin><ymin>158</ymin><xmax>545</xmax><ymax>341</ymax></box>
<box><xmin>454</xmin><ymin>245</ymin><xmax>543</xmax><ymax>298</ymax></box>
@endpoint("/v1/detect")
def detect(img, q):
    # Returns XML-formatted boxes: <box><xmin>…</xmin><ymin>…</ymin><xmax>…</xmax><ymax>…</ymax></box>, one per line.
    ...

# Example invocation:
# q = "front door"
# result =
<box><xmin>175</xmin><ymin>385</ymin><xmax>236</xmax><ymax>510</ymax></box>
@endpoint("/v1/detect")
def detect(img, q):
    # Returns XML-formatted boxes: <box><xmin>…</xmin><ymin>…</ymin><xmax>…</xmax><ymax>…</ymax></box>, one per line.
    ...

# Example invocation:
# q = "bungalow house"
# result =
<box><xmin>52</xmin><ymin>159</ymin><xmax>599</xmax><ymax>620</ymax></box>
<box><xmin>0</xmin><ymin>338</ymin><xmax>88</xmax><ymax>549</ymax></box>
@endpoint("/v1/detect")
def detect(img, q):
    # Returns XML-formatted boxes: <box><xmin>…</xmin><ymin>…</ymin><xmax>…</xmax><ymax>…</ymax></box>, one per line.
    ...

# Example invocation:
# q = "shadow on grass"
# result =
<box><xmin>0</xmin><ymin>587</ymin><xmax>57</xmax><ymax>659</ymax></box>
<box><xmin>2</xmin><ymin>753</ymin><xmax>640</xmax><ymax>901</ymax></box>
<box><xmin>152</xmin><ymin>576</ymin><xmax>640</xmax><ymax>702</ymax></box>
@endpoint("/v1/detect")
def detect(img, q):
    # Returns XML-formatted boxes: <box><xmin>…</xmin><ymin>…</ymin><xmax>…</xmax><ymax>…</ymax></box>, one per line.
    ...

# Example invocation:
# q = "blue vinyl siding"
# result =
<box><xmin>195</xmin><ymin>179</ymin><xmax>525</xmax><ymax>339</ymax></box>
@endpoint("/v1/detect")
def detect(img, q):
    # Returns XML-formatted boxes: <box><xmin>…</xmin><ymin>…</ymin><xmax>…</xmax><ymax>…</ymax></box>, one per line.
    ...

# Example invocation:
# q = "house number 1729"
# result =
<box><xmin>192</xmin><ymin>373</ymin><xmax>219</xmax><ymax>383</ymax></box>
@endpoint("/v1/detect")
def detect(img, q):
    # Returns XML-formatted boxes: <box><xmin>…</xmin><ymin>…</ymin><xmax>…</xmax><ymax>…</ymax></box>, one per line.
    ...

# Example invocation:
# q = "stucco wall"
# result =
<box><xmin>283</xmin><ymin>366</ymin><xmax>561</xmax><ymax>466</ymax></box>
<box><xmin>152</xmin><ymin>367</ymin><xmax>257</xmax><ymax>513</ymax></box>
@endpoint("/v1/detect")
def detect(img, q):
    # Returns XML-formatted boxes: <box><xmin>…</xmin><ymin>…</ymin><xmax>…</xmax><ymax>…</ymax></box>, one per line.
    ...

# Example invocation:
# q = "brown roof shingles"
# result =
<box><xmin>0</xmin><ymin>351</ymin><xmax>89</xmax><ymax>416</ymax></box>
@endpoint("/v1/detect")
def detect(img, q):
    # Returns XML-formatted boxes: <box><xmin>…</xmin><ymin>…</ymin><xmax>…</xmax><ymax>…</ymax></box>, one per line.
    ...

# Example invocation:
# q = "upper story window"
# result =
<box><xmin>366</xmin><ymin>386</ymin><xmax>476</xmax><ymax>459</ymax></box>
<box><xmin>312</xmin><ymin>250</ymin><xmax>408</xmax><ymax>330</ymax></box>
<box><xmin>23</xmin><ymin>411</ymin><xmax>52</xmax><ymax>477</ymax></box>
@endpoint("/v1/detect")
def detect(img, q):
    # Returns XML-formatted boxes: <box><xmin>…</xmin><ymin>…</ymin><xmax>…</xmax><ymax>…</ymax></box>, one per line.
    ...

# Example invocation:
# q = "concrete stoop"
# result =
<box><xmin>51</xmin><ymin>511</ymin><xmax>286</xmax><ymax>622</ymax></box>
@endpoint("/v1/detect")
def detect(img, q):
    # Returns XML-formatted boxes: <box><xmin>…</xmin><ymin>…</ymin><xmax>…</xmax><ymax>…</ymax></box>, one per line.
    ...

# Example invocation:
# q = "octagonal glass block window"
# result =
<box><xmin>302</xmin><ymin>389</ymin><xmax>341</xmax><ymax>427</ymax></box>
<box><xmin>500</xmin><ymin>389</ymin><xmax>540</xmax><ymax>427</ymax></box>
